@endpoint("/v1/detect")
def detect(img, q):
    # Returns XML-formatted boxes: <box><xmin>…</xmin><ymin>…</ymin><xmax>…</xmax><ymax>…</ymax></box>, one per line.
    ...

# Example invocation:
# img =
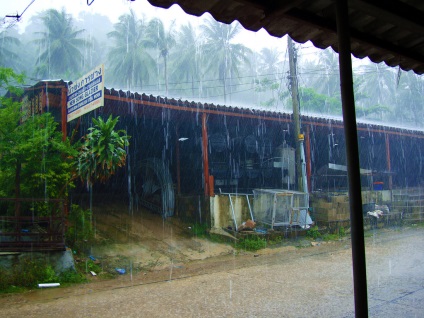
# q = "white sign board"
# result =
<box><xmin>67</xmin><ymin>64</ymin><xmax>104</xmax><ymax>122</ymax></box>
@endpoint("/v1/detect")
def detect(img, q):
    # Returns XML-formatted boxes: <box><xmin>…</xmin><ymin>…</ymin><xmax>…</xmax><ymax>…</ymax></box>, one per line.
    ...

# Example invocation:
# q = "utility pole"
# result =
<box><xmin>288</xmin><ymin>36</ymin><xmax>305</xmax><ymax>192</ymax></box>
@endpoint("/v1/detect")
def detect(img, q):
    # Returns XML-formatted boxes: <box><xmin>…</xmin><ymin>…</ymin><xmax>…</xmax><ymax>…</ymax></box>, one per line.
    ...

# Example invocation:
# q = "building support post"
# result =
<box><xmin>336</xmin><ymin>1</ymin><xmax>369</xmax><ymax>317</ymax></box>
<box><xmin>201</xmin><ymin>113</ymin><xmax>210</xmax><ymax>196</ymax></box>
<box><xmin>41</xmin><ymin>87</ymin><xmax>47</xmax><ymax>112</ymax></box>
<box><xmin>61</xmin><ymin>87</ymin><xmax>67</xmax><ymax>142</ymax></box>
<box><xmin>61</xmin><ymin>85</ymin><xmax>69</xmax><ymax>218</ymax></box>
<box><xmin>305</xmin><ymin>125</ymin><xmax>312</xmax><ymax>192</ymax></box>
<box><xmin>385</xmin><ymin>133</ymin><xmax>392</xmax><ymax>190</ymax></box>
<box><xmin>176</xmin><ymin>124</ymin><xmax>181</xmax><ymax>196</ymax></box>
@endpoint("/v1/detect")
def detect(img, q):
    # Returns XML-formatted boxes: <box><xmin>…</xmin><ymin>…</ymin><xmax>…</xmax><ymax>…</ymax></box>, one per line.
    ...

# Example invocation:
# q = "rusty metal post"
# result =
<box><xmin>385</xmin><ymin>133</ymin><xmax>392</xmax><ymax>190</ymax></box>
<box><xmin>336</xmin><ymin>0</ymin><xmax>369</xmax><ymax>317</ymax></box>
<box><xmin>201</xmin><ymin>113</ymin><xmax>210</xmax><ymax>196</ymax></box>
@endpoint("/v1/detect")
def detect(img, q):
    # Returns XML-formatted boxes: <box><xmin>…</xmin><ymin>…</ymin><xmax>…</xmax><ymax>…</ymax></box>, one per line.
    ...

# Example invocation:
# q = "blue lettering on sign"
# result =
<box><xmin>67</xmin><ymin>91</ymin><xmax>103</xmax><ymax>114</ymax></box>
<box><xmin>68</xmin><ymin>75</ymin><xmax>102</xmax><ymax>102</ymax></box>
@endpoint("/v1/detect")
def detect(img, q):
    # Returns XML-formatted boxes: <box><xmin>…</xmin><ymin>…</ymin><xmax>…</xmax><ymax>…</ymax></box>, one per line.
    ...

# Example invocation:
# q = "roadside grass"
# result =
<box><xmin>0</xmin><ymin>259</ymin><xmax>87</xmax><ymax>294</ymax></box>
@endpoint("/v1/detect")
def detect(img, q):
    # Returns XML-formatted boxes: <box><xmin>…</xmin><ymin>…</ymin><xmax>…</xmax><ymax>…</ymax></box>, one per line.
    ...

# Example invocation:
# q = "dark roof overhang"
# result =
<box><xmin>147</xmin><ymin>0</ymin><xmax>424</xmax><ymax>74</ymax></box>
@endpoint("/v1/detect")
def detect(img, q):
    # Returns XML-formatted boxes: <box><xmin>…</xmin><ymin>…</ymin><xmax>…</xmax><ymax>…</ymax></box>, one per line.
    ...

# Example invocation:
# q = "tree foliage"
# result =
<box><xmin>298</xmin><ymin>87</ymin><xmax>342</xmax><ymax>115</ymax></box>
<box><xmin>76</xmin><ymin>115</ymin><xmax>130</xmax><ymax>185</ymax></box>
<box><xmin>0</xmin><ymin>68</ymin><xmax>76</xmax><ymax>203</ymax></box>
<box><xmin>147</xmin><ymin>18</ymin><xmax>176</xmax><ymax>95</ymax></box>
<box><xmin>171</xmin><ymin>23</ymin><xmax>202</xmax><ymax>98</ymax></box>
<box><xmin>0</xmin><ymin>68</ymin><xmax>129</xmax><ymax>205</ymax></box>
<box><xmin>107</xmin><ymin>10</ymin><xmax>155</xmax><ymax>90</ymax></box>
<box><xmin>34</xmin><ymin>8</ymin><xmax>87</xmax><ymax>78</ymax></box>
<box><xmin>0</xmin><ymin>7</ymin><xmax>422</xmax><ymax>128</ymax></box>
<box><xmin>0</xmin><ymin>30</ymin><xmax>21</xmax><ymax>71</ymax></box>
<box><xmin>200</xmin><ymin>18</ymin><xmax>251</xmax><ymax>102</ymax></box>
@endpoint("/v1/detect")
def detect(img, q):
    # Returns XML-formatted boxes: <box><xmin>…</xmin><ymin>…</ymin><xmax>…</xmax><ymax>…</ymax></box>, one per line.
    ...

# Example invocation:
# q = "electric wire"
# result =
<box><xmin>1</xmin><ymin>0</ymin><xmax>36</xmax><ymax>30</ymax></box>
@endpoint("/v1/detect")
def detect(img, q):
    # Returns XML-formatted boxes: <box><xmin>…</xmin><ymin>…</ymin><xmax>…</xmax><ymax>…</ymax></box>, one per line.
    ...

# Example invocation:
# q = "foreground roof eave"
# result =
<box><xmin>147</xmin><ymin>0</ymin><xmax>424</xmax><ymax>75</ymax></box>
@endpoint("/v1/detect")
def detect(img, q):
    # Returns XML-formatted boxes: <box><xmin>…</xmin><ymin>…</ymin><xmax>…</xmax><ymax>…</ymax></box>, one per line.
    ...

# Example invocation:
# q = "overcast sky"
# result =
<box><xmin>1</xmin><ymin>0</ymin><xmax>290</xmax><ymax>52</ymax></box>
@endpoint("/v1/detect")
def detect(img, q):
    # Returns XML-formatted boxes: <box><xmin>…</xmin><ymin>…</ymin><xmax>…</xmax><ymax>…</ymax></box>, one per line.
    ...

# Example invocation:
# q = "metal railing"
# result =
<box><xmin>0</xmin><ymin>198</ymin><xmax>66</xmax><ymax>252</ymax></box>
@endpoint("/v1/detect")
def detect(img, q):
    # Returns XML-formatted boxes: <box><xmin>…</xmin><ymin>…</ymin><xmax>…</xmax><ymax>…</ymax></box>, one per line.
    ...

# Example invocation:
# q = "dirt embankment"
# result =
<box><xmin>89</xmin><ymin>203</ymin><xmax>236</xmax><ymax>273</ymax></box>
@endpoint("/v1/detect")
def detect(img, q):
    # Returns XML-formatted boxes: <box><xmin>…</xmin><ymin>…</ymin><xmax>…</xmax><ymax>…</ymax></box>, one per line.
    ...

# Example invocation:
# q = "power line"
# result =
<box><xmin>2</xmin><ymin>0</ymin><xmax>36</xmax><ymax>30</ymax></box>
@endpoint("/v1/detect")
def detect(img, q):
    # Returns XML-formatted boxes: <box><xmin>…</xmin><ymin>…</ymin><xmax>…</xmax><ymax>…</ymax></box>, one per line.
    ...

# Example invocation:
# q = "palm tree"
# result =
<box><xmin>76</xmin><ymin>115</ymin><xmax>129</xmax><ymax>185</ymax></box>
<box><xmin>392</xmin><ymin>71</ymin><xmax>424</xmax><ymax>126</ymax></box>
<box><xmin>170</xmin><ymin>23</ymin><xmax>202</xmax><ymax>98</ymax></box>
<box><xmin>0</xmin><ymin>29</ymin><xmax>21</xmax><ymax>71</ymax></box>
<box><xmin>355</xmin><ymin>61</ymin><xmax>397</xmax><ymax>120</ymax></box>
<box><xmin>316</xmin><ymin>48</ymin><xmax>340</xmax><ymax>98</ymax></box>
<box><xmin>34</xmin><ymin>9</ymin><xmax>87</xmax><ymax>79</ymax></box>
<box><xmin>107</xmin><ymin>10</ymin><xmax>155</xmax><ymax>90</ymax></box>
<box><xmin>200</xmin><ymin>18</ymin><xmax>251</xmax><ymax>104</ymax></box>
<box><xmin>75</xmin><ymin>114</ymin><xmax>129</xmax><ymax>223</ymax></box>
<box><xmin>254</xmin><ymin>47</ymin><xmax>286</xmax><ymax>107</ymax></box>
<box><xmin>258</xmin><ymin>47</ymin><xmax>283</xmax><ymax>77</ymax></box>
<box><xmin>147</xmin><ymin>18</ymin><xmax>176</xmax><ymax>96</ymax></box>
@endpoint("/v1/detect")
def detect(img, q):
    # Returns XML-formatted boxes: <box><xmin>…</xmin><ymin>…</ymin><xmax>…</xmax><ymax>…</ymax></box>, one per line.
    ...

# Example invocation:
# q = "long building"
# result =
<box><xmin>22</xmin><ymin>80</ymin><xmax>424</xmax><ymax>219</ymax></box>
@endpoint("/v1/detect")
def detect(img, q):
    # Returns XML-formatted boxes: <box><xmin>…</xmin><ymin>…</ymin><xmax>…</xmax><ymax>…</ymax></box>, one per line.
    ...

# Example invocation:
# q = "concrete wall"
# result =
<box><xmin>0</xmin><ymin>248</ymin><xmax>75</xmax><ymax>273</ymax></box>
<box><xmin>210</xmin><ymin>194</ymin><xmax>253</xmax><ymax>230</ymax></box>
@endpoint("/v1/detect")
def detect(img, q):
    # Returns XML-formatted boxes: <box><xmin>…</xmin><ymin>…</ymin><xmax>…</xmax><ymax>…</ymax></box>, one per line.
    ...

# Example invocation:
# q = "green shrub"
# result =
<box><xmin>236</xmin><ymin>236</ymin><xmax>267</xmax><ymax>251</ymax></box>
<box><xmin>0</xmin><ymin>259</ymin><xmax>60</xmax><ymax>291</ymax></box>
<box><xmin>322</xmin><ymin>233</ymin><xmax>340</xmax><ymax>241</ymax></box>
<box><xmin>306</xmin><ymin>225</ymin><xmax>321</xmax><ymax>240</ymax></box>
<box><xmin>59</xmin><ymin>269</ymin><xmax>87</xmax><ymax>284</ymax></box>
<box><xmin>75</xmin><ymin>258</ymin><xmax>102</xmax><ymax>275</ymax></box>
<box><xmin>190</xmin><ymin>223</ymin><xmax>208</xmax><ymax>237</ymax></box>
<box><xmin>86</xmin><ymin>259</ymin><xmax>102</xmax><ymax>274</ymax></box>
<box><xmin>65</xmin><ymin>204</ymin><xmax>94</xmax><ymax>250</ymax></box>
<box><xmin>0</xmin><ymin>266</ymin><xmax>12</xmax><ymax>291</ymax></box>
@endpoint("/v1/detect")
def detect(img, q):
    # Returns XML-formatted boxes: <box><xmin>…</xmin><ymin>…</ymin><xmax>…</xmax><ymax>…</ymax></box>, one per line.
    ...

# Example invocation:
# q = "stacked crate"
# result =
<box><xmin>311</xmin><ymin>194</ymin><xmax>350</xmax><ymax>222</ymax></box>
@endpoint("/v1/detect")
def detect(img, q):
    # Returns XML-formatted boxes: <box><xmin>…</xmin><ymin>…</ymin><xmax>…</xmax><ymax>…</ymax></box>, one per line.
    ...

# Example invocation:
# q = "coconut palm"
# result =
<box><xmin>170</xmin><ymin>23</ymin><xmax>203</xmax><ymax>98</ymax></box>
<box><xmin>355</xmin><ymin>61</ymin><xmax>397</xmax><ymax>120</ymax></box>
<box><xmin>258</xmin><ymin>47</ymin><xmax>283</xmax><ymax>77</ymax></box>
<box><xmin>200</xmin><ymin>18</ymin><xmax>251</xmax><ymax>104</ymax></box>
<box><xmin>0</xmin><ymin>29</ymin><xmax>21</xmax><ymax>71</ymax></box>
<box><xmin>316</xmin><ymin>48</ymin><xmax>340</xmax><ymax>98</ymax></box>
<box><xmin>147</xmin><ymin>18</ymin><xmax>176</xmax><ymax>96</ymax></box>
<box><xmin>107</xmin><ymin>10</ymin><xmax>155</xmax><ymax>90</ymax></box>
<box><xmin>253</xmin><ymin>47</ymin><xmax>287</xmax><ymax>107</ymax></box>
<box><xmin>392</xmin><ymin>71</ymin><xmax>424</xmax><ymax>127</ymax></box>
<box><xmin>33</xmin><ymin>9</ymin><xmax>87</xmax><ymax>79</ymax></box>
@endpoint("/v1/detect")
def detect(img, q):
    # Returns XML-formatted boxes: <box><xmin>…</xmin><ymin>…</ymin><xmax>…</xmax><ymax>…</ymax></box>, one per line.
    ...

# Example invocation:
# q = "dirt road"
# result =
<box><xmin>1</xmin><ymin>226</ymin><xmax>423</xmax><ymax>318</ymax></box>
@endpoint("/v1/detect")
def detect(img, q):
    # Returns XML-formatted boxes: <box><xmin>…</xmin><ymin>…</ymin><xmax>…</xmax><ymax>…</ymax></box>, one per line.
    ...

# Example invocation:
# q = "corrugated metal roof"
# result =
<box><xmin>24</xmin><ymin>81</ymin><xmax>424</xmax><ymax>136</ymax></box>
<box><xmin>104</xmin><ymin>87</ymin><xmax>424</xmax><ymax>136</ymax></box>
<box><xmin>147</xmin><ymin>0</ymin><xmax>424</xmax><ymax>74</ymax></box>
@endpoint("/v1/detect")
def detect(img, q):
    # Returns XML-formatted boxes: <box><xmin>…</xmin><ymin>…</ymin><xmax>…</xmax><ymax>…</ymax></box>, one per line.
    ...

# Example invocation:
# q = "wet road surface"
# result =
<box><xmin>0</xmin><ymin>227</ymin><xmax>423</xmax><ymax>317</ymax></box>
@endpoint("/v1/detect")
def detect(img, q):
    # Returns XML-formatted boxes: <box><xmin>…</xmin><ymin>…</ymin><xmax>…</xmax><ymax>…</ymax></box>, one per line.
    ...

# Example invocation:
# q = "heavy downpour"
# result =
<box><xmin>1</xmin><ymin>1</ymin><xmax>424</xmax><ymax>317</ymax></box>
